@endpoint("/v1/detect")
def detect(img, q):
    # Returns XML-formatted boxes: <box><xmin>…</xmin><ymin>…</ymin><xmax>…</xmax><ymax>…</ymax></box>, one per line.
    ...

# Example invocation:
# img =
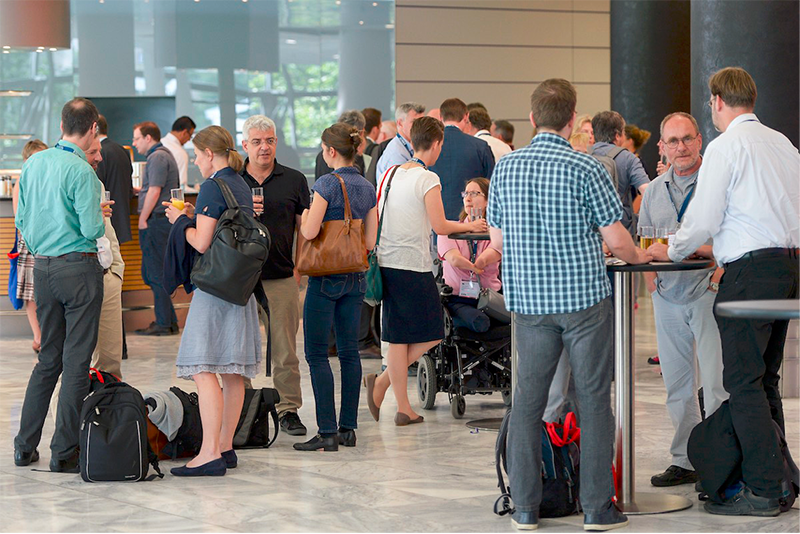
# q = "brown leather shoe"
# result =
<box><xmin>394</xmin><ymin>412</ymin><xmax>424</xmax><ymax>426</ymax></box>
<box><xmin>364</xmin><ymin>374</ymin><xmax>380</xmax><ymax>421</ymax></box>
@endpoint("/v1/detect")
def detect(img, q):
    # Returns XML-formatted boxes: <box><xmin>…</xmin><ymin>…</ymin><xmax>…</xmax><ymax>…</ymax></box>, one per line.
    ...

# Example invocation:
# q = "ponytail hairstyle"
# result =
<box><xmin>321</xmin><ymin>122</ymin><xmax>361</xmax><ymax>163</ymax></box>
<box><xmin>192</xmin><ymin>125</ymin><xmax>243</xmax><ymax>172</ymax></box>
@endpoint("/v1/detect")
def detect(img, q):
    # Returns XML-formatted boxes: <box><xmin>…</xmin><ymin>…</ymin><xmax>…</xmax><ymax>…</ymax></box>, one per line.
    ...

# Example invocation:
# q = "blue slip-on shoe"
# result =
<box><xmin>221</xmin><ymin>449</ymin><xmax>238</xmax><ymax>469</ymax></box>
<box><xmin>584</xmin><ymin>502</ymin><xmax>629</xmax><ymax>531</ymax></box>
<box><xmin>511</xmin><ymin>510</ymin><xmax>538</xmax><ymax>530</ymax></box>
<box><xmin>170</xmin><ymin>457</ymin><xmax>227</xmax><ymax>477</ymax></box>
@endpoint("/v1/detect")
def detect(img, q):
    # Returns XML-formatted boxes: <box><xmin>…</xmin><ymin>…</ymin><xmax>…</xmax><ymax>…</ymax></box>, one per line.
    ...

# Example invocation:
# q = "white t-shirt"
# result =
<box><xmin>377</xmin><ymin>165</ymin><xmax>440</xmax><ymax>272</ymax></box>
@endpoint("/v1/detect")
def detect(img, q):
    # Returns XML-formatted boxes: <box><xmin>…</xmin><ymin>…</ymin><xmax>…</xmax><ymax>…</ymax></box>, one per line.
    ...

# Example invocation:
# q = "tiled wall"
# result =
<box><xmin>395</xmin><ymin>0</ymin><xmax>610</xmax><ymax>149</ymax></box>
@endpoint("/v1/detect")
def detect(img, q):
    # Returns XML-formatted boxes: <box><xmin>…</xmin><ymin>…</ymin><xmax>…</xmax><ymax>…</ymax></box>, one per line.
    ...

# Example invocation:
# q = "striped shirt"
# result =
<box><xmin>487</xmin><ymin>133</ymin><xmax>622</xmax><ymax>315</ymax></box>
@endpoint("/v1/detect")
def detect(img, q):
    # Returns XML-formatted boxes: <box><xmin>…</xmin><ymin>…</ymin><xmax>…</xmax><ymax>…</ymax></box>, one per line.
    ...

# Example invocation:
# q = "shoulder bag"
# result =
<box><xmin>364</xmin><ymin>165</ymin><xmax>400</xmax><ymax>306</ymax></box>
<box><xmin>296</xmin><ymin>173</ymin><xmax>368</xmax><ymax>276</ymax></box>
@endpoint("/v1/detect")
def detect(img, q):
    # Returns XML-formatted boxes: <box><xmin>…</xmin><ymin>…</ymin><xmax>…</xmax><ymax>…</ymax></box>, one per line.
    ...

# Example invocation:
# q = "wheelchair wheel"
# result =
<box><xmin>501</xmin><ymin>389</ymin><xmax>512</xmax><ymax>407</ymax></box>
<box><xmin>417</xmin><ymin>354</ymin><xmax>437</xmax><ymax>410</ymax></box>
<box><xmin>450</xmin><ymin>394</ymin><xmax>466</xmax><ymax>419</ymax></box>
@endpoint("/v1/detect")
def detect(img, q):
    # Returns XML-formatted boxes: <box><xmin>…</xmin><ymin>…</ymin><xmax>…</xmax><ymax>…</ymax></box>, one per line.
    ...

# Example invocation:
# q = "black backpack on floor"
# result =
<box><xmin>160</xmin><ymin>386</ymin><xmax>203</xmax><ymax>460</ymax></box>
<box><xmin>233</xmin><ymin>388</ymin><xmax>280</xmax><ymax>449</ymax></box>
<box><xmin>494</xmin><ymin>409</ymin><xmax>581</xmax><ymax>518</ymax></box>
<box><xmin>80</xmin><ymin>382</ymin><xmax>163</xmax><ymax>482</ymax></box>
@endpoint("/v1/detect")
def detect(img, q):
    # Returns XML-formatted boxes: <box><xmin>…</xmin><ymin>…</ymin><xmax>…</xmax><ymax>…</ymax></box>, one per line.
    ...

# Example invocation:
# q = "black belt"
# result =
<box><xmin>725</xmin><ymin>247</ymin><xmax>799</xmax><ymax>269</ymax></box>
<box><xmin>34</xmin><ymin>252</ymin><xmax>98</xmax><ymax>259</ymax></box>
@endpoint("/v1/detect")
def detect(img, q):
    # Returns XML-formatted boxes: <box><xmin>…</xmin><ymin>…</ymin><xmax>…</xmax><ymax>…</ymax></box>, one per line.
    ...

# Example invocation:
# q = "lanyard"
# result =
<box><xmin>410</xmin><ymin>157</ymin><xmax>427</xmax><ymax>170</ymax></box>
<box><xmin>396</xmin><ymin>133</ymin><xmax>414</xmax><ymax>157</ymax></box>
<box><xmin>468</xmin><ymin>240</ymin><xmax>478</xmax><ymax>262</ymax></box>
<box><xmin>666</xmin><ymin>181</ymin><xmax>696</xmax><ymax>223</ymax></box>
<box><xmin>54</xmin><ymin>142</ymin><xmax>76</xmax><ymax>154</ymax></box>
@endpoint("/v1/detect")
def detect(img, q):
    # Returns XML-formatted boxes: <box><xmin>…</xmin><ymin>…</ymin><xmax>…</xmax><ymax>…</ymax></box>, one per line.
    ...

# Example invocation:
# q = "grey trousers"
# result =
<box><xmin>651</xmin><ymin>289</ymin><xmax>728</xmax><ymax>470</ymax></box>
<box><xmin>14</xmin><ymin>253</ymin><xmax>104</xmax><ymax>460</ymax></box>
<box><xmin>509</xmin><ymin>298</ymin><xmax>615</xmax><ymax>515</ymax></box>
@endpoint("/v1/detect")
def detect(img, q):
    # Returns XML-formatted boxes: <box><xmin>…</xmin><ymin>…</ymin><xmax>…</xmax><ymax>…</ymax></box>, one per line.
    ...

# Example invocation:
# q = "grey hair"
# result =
<box><xmin>242</xmin><ymin>115</ymin><xmax>276</xmax><ymax>140</ymax></box>
<box><xmin>337</xmin><ymin>110</ymin><xmax>366</xmax><ymax>131</ymax></box>
<box><xmin>659</xmin><ymin>112</ymin><xmax>700</xmax><ymax>138</ymax></box>
<box><xmin>395</xmin><ymin>102</ymin><xmax>425</xmax><ymax>122</ymax></box>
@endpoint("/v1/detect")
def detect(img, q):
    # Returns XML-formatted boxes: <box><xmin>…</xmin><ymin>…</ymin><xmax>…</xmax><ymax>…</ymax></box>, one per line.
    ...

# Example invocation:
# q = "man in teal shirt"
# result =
<box><xmin>14</xmin><ymin>97</ymin><xmax>106</xmax><ymax>473</ymax></box>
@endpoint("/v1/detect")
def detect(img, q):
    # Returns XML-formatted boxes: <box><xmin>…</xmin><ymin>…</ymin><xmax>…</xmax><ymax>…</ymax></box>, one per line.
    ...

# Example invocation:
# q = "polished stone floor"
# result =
<box><xmin>1</xmin><ymin>291</ymin><xmax>797</xmax><ymax>533</ymax></box>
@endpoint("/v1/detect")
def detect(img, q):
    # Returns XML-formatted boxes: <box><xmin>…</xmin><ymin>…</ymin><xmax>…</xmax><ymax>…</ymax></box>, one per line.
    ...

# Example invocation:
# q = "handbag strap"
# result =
<box><xmin>374</xmin><ymin>165</ymin><xmax>400</xmax><ymax>249</ymax></box>
<box><xmin>332</xmin><ymin>173</ymin><xmax>354</xmax><ymax>231</ymax></box>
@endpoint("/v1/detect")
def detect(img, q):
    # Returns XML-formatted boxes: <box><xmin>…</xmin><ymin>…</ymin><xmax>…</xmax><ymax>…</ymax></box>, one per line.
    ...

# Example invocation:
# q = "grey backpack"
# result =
<box><xmin>587</xmin><ymin>145</ymin><xmax>625</xmax><ymax>192</ymax></box>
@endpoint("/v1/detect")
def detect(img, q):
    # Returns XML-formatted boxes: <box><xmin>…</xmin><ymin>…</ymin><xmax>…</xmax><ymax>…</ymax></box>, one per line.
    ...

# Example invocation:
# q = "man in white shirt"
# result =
<box><xmin>466</xmin><ymin>107</ymin><xmax>512</xmax><ymax>163</ymax></box>
<box><xmin>160</xmin><ymin>116</ymin><xmax>196</xmax><ymax>191</ymax></box>
<box><xmin>649</xmin><ymin>67</ymin><xmax>799</xmax><ymax>517</ymax></box>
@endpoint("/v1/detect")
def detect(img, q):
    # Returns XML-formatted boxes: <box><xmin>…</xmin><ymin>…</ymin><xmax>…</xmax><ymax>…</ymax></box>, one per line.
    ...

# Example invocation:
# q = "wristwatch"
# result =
<box><xmin>709</xmin><ymin>281</ymin><xmax>720</xmax><ymax>292</ymax></box>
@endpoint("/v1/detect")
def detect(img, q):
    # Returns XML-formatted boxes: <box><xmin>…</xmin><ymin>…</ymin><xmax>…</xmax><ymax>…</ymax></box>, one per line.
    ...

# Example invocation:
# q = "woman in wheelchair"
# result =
<box><xmin>437</xmin><ymin>178</ymin><xmax>502</xmax><ymax>333</ymax></box>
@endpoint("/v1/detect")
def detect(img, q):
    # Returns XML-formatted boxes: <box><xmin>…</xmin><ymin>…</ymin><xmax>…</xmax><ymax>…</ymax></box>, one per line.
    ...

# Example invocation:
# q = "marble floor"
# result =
<box><xmin>1</xmin><ymin>291</ymin><xmax>797</xmax><ymax>533</ymax></box>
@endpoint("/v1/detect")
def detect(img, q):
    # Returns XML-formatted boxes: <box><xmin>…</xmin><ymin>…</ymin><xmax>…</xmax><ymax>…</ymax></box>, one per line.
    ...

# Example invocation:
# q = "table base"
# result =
<box><xmin>617</xmin><ymin>492</ymin><xmax>693</xmax><ymax>515</ymax></box>
<box><xmin>465</xmin><ymin>418</ymin><xmax>502</xmax><ymax>431</ymax></box>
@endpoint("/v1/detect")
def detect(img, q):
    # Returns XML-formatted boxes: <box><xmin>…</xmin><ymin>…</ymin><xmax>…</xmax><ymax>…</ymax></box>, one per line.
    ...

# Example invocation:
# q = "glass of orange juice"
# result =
<box><xmin>170</xmin><ymin>188</ymin><xmax>185</xmax><ymax>210</ymax></box>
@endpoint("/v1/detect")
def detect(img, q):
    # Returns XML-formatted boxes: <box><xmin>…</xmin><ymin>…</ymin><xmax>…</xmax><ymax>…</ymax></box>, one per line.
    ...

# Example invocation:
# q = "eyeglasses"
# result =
<box><xmin>248</xmin><ymin>137</ymin><xmax>277</xmax><ymax>147</ymax></box>
<box><xmin>461</xmin><ymin>191</ymin><xmax>485</xmax><ymax>199</ymax></box>
<box><xmin>707</xmin><ymin>95</ymin><xmax>716</xmax><ymax>108</ymax></box>
<box><xmin>663</xmin><ymin>135</ymin><xmax>699</xmax><ymax>149</ymax></box>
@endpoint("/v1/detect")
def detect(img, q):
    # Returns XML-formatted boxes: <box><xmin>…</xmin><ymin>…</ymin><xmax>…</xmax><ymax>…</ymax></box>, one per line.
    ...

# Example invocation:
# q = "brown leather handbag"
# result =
<box><xmin>296</xmin><ymin>173</ymin><xmax>368</xmax><ymax>276</ymax></box>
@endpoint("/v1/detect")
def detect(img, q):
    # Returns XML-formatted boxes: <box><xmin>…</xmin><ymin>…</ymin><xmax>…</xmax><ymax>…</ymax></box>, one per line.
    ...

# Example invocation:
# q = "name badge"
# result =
<box><xmin>668</xmin><ymin>233</ymin><xmax>676</xmax><ymax>247</ymax></box>
<box><xmin>460</xmin><ymin>278</ymin><xmax>481</xmax><ymax>299</ymax></box>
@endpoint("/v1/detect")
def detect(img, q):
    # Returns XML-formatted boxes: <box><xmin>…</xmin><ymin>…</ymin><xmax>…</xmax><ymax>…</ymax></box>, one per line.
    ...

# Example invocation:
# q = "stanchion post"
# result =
<box><xmin>614</xmin><ymin>271</ymin><xmax>634</xmax><ymax>505</ymax></box>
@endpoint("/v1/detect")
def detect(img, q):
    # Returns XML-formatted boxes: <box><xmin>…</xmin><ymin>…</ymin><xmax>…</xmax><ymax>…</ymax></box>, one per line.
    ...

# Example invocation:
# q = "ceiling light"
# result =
<box><xmin>37</xmin><ymin>46</ymin><xmax>44</xmax><ymax>50</ymax></box>
<box><xmin>0</xmin><ymin>90</ymin><xmax>33</xmax><ymax>97</ymax></box>
<box><xmin>359</xmin><ymin>20</ymin><xmax>364</xmax><ymax>25</ymax></box>
<box><xmin>285</xmin><ymin>39</ymin><xmax>297</xmax><ymax>45</ymax></box>
<box><xmin>2</xmin><ymin>51</ymin><xmax>9</xmax><ymax>54</ymax></box>
<box><xmin>385</xmin><ymin>24</ymin><xmax>394</xmax><ymax>29</ymax></box>
<box><xmin>49</xmin><ymin>47</ymin><xmax>57</xmax><ymax>51</ymax></box>
<box><xmin>0</xmin><ymin>134</ymin><xmax>34</xmax><ymax>140</ymax></box>
<box><xmin>36</xmin><ymin>49</ymin><xmax>43</xmax><ymax>53</ymax></box>
<box><xmin>2</xmin><ymin>46</ymin><xmax>10</xmax><ymax>50</ymax></box>
<box><xmin>373</xmin><ymin>2</ymin><xmax>378</xmax><ymax>5</ymax></box>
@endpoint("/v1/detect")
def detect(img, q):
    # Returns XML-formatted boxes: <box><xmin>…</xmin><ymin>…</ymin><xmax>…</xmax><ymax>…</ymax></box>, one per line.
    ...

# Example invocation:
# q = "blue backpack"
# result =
<box><xmin>494</xmin><ymin>409</ymin><xmax>581</xmax><ymax>518</ymax></box>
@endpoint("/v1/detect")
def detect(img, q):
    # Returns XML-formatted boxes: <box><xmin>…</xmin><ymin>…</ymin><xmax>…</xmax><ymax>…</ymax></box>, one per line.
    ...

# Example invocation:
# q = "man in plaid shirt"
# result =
<box><xmin>486</xmin><ymin>79</ymin><xmax>651</xmax><ymax>531</ymax></box>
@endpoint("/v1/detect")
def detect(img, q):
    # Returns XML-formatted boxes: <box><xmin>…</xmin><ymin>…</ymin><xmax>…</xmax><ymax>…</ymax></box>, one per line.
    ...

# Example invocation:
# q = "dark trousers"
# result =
<box><xmin>139</xmin><ymin>216</ymin><xmax>177</xmax><ymax>328</ymax></box>
<box><xmin>714</xmin><ymin>249</ymin><xmax>799</xmax><ymax>498</ymax></box>
<box><xmin>446</xmin><ymin>295</ymin><xmax>491</xmax><ymax>332</ymax></box>
<box><xmin>304</xmin><ymin>273</ymin><xmax>365</xmax><ymax>435</ymax></box>
<box><xmin>14</xmin><ymin>253</ymin><xmax>104</xmax><ymax>460</ymax></box>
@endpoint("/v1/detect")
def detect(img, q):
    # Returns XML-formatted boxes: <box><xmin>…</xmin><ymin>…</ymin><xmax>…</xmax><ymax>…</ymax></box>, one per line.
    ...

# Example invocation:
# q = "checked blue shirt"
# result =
<box><xmin>487</xmin><ymin>132</ymin><xmax>622</xmax><ymax>315</ymax></box>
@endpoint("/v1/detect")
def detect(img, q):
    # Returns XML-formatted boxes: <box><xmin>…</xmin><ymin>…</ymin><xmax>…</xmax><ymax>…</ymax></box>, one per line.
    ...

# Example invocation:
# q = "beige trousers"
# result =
<box><xmin>245</xmin><ymin>276</ymin><xmax>303</xmax><ymax>415</ymax></box>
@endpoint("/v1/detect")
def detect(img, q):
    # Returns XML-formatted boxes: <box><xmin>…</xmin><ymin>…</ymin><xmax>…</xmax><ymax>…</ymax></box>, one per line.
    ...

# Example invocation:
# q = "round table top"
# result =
<box><xmin>605</xmin><ymin>258</ymin><xmax>715</xmax><ymax>272</ymax></box>
<box><xmin>447</xmin><ymin>232</ymin><xmax>490</xmax><ymax>241</ymax></box>
<box><xmin>716</xmin><ymin>300</ymin><xmax>799</xmax><ymax>320</ymax></box>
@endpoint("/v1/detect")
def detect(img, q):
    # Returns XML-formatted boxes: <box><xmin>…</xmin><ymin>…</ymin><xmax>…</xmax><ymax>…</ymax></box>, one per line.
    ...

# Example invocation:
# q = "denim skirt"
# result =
<box><xmin>381</xmin><ymin>267</ymin><xmax>444</xmax><ymax>344</ymax></box>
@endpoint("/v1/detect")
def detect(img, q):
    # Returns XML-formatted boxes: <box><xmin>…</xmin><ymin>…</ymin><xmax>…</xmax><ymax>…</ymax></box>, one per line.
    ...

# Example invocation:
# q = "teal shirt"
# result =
<box><xmin>15</xmin><ymin>140</ymin><xmax>105</xmax><ymax>256</ymax></box>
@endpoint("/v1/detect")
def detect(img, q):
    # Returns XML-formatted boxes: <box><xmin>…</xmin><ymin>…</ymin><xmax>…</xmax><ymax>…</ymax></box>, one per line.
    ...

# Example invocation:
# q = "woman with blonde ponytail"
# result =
<box><xmin>163</xmin><ymin>125</ymin><xmax>261</xmax><ymax>477</ymax></box>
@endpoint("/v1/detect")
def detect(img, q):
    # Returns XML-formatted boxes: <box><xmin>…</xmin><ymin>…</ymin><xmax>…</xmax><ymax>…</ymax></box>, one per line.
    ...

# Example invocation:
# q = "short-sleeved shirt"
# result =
<box><xmin>240</xmin><ymin>159</ymin><xmax>310</xmax><ymax>279</ymax></box>
<box><xmin>196</xmin><ymin>167</ymin><xmax>254</xmax><ymax>220</ymax></box>
<box><xmin>376</xmin><ymin>134</ymin><xmax>413</xmax><ymax>178</ymax></box>
<box><xmin>591</xmin><ymin>141</ymin><xmax>650</xmax><ymax>234</ymax></box>
<box><xmin>437</xmin><ymin>235</ymin><xmax>501</xmax><ymax>296</ymax></box>
<box><xmin>312</xmin><ymin>167</ymin><xmax>377</xmax><ymax>222</ymax></box>
<box><xmin>487</xmin><ymin>133</ymin><xmax>623</xmax><ymax>315</ymax></box>
<box><xmin>638</xmin><ymin>167</ymin><xmax>713</xmax><ymax>305</ymax></box>
<box><xmin>139</xmin><ymin>143</ymin><xmax>180</xmax><ymax>217</ymax></box>
<box><xmin>377</xmin><ymin>165</ymin><xmax>441</xmax><ymax>273</ymax></box>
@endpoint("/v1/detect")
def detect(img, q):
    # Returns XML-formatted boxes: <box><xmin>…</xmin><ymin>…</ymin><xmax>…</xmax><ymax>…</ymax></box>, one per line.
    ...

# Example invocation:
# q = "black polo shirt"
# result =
<box><xmin>240</xmin><ymin>158</ymin><xmax>310</xmax><ymax>280</ymax></box>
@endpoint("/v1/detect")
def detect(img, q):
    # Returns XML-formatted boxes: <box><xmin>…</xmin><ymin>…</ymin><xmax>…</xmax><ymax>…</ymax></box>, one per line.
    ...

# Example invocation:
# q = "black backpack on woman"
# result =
<box><xmin>190</xmin><ymin>177</ymin><xmax>274</xmax><ymax>374</ymax></box>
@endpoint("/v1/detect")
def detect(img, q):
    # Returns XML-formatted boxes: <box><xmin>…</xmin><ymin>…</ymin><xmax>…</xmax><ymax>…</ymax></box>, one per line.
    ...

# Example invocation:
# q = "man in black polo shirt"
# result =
<box><xmin>240</xmin><ymin>114</ymin><xmax>310</xmax><ymax>436</ymax></box>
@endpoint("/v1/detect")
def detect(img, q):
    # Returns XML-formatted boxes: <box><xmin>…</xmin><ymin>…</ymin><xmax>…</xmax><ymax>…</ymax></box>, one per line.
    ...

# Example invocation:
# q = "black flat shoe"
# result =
<box><xmin>14</xmin><ymin>448</ymin><xmax>39</xmax><ymax>466</ymax></box>
<box><xmin>221</xmin><ymin>449</ymin><xmax>237</xmax><ymax>469</ymax></box>
<box><xmin>338</xmin><ymin>429</ymin><xmax>356</xmax><ymax>447</ymax></box>
<box><xmin>50</xmin><ymin>449</ymin><xmax>80</xmax><ymax>473</ymax></box>
<box><xmin>170</xmin><ymin>457</ymin><xmax>227</xmax><ymax>477</ymax></box>
<box><xmin>293</xmin><ymin>434</ymin><xmax>338</xmax><ymax>452</ymax></box>
<box><xmin>135</xmin><ymin>322</ymin><xmax>177</xmax><ymax>336</ymax></box>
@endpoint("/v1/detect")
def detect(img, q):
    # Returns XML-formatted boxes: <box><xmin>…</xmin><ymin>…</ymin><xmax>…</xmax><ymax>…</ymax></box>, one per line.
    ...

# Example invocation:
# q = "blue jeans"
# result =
<box><xmin>508</xmin><ymin>297</ymin><xmax>614</xmax><ymax>515</ymax></box>
<box><xmin>446</xmin><ymin>295</ymin><xmax>490</xmax><ymax>332</ymax></box>
<box><xmin>139</xmin><ymin>216</ymin><xmax>177</xmax><ymax>327</ymax></box>
<box><xmin>303</xmin><ymin>273</ymin><xmax>366</xmax><ymax>435</ymax></box>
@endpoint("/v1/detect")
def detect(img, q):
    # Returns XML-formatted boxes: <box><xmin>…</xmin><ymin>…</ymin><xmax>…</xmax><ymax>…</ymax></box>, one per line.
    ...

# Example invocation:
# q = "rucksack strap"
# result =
<box><xmin>145</xmin><ymin>442</ymin><xmax>165</xmax><ymax>481</ymax></box>
<box><xmin>263</xmin><ymin>389</ymin><xmax>280</xmax><ymax>448</ymax></box>
<box><xmin>254</xmin><ymin>281</ymin><xmax>272</xmax><ymax>377</ymax></box>
<box><xmin>606</xmin><ymin>146</ymin><xmax>626</xmax><ymax>160</ymax></box>
<box><xmin>211</xmin><ymin>177</ymin><xmax>241</xmax><ymax>210</ymax></box>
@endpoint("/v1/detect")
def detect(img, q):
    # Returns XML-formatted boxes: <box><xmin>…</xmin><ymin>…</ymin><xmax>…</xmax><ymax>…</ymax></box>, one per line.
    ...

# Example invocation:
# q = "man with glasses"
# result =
<box><xmin>240</xmin><ymin>114</ymin><xmax>310</xmax><ymax>436</ymax></box>
<box><xmin>649</xmin><ymin>67</ymin><xmax>799</xmax><ymax>517</ymax></box>
<box><xmin>132</xmin><ymin>121</ymin><xmax>180</xmax><ymax>336</ymax></box>
<box><xmin>638</xmin><ymin>112</ymin><xmax>727</xmax><ymax>488</ymax></box>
